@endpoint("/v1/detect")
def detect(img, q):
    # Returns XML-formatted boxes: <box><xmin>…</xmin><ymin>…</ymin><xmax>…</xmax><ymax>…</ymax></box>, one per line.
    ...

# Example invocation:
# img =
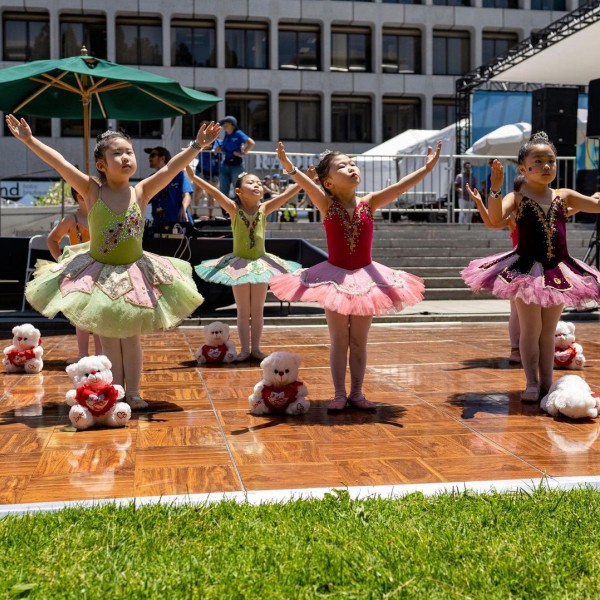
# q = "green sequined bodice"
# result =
<box><xmin>231</xmin><ymin>208</ymin><xmax>266</xmax><ymax>260</ymax></box>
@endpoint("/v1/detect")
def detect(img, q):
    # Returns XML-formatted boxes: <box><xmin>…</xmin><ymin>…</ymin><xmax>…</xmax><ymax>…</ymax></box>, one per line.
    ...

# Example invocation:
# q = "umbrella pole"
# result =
<box><xmin>83</xmin><ymin>95</ymin><xmax>90</xmax><ymax>174</ymax></box>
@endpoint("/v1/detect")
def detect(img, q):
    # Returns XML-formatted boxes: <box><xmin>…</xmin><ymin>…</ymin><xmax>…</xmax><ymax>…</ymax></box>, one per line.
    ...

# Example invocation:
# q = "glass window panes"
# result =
<box><xmin>382</xmin><ymin>97</ymin><xmax>421</xmax><ymax>141</ymax></box>
<box><xmin>3</xmin><ymin>12</ymin><xmax>50</xmax><ymax>61</ymax></box>
<box><xmin>382</xmin><ymin>29</ymin><xmax>421</xmax><ymax>74</ymax></box>
<box><xmin>279</xmin><ymin>26</ymin><xmax>320</xmax><ymax>70</ymax></box>
<box><xmin>482</xmin><ymin>0</ymin><xmax>519</xmax><ymax>7</ymax></box>
<box><xmin>4</xmin><ymin>117</ymin><xmax>51</xmax><ymax>138</ymax></box>
<box><xmin>226</xmin><ymin>22</ymin><xmax>268</xmax><ymax>69</ymax></box>
<box><xmin>432</xmin><ymin>98</ymin><xmax>456</xmax><ymax>130</ymax></box>
<box><xmin>531</xmin><ymin>0</ymin><xmax>566</xmax><ymax>9</ymax></box>
<box><xmin>115</xmin><ymin>120</ymin><xmax>163</xmax><ymax>139</ymax></box>
<box><xmin>279</xmin><ymin>95</ymin><xmax>321</xmax><ymax>141</ymax></box>
<box><xmin>171</xmin><ymin>20</ymin><xmax>216</xmax><ymax>67</ymax></box>
<box><xmin>331</xmin><ymin>27</ymin><xmax>371</xmax><ymax>73</ymax></box>
<box><xmin>60</xmin><ymin>14</ymin><xmax>107</xmax><ymax>59</ymax></box>
<box><xmin>182</xmin><ymin>102</ymin><xmax>218</xmax><ymax>138</ymax></box>
<box><xmin>382</xmin><ymin>0</ymin><xmax>423</xmax><ymax>4</ymax></box>
<box><xmin>482</xmin><ymin>32</ymin><xmax>518</xmax><ymax>64</ymax></box>
<box><xmin>60</xmin><ymin>119</ymin><xmax>107</xmax><ymax>140</ymax></box>
<box><xmin>433</xmin><ymin>31</ymin><xmax>470</xmax><ymax>75</ymax></box>
<box><xmin>433</xmin><ymin>0</ymin><xmax>470</xmax><ymax>5</ymax></box>
<box><xmin>331</xmin><ymin>96</ymin><xmax>372</xmax><ymax>143</ymax></box>
<box><xmin>225</xmin><ymin>94</ymin><xmax>270</xmax><ymax>141</ymax></box>
<box><xmin>116</xmin><ymin>17</ymin><xmax>162</xmax><ymax>65</ymax></box>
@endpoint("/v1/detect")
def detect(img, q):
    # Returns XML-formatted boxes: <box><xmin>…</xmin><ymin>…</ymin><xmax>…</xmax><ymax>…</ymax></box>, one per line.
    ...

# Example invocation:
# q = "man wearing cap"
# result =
<box><xmin>214</xmin><ymin>116</ymin><xmax>255</xmax><ymax>209</ymax></box>
<box><xmin>145</xmin><ymin>145</ymin><xmax>194</xmax><ymax>227</ymax></box>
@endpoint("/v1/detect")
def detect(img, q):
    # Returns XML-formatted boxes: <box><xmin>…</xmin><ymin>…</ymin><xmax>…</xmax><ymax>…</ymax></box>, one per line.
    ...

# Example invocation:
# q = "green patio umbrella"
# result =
<box><xmin>0</xmin><ymin>48</ymin><xmax>221</xmax><ymax>172</ymax></box>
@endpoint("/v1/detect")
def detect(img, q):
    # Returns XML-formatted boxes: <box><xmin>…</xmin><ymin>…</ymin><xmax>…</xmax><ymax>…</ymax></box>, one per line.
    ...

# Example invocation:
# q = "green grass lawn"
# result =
<box><xmin>1</xmin><ymin>487</ymin><xmax>599</xmax><ymax>599</ymax></box>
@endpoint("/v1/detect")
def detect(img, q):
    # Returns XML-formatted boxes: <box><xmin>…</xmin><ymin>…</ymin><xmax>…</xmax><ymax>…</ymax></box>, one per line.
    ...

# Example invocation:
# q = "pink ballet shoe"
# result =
<box><xmin>520</xmin><ymin>385</ymin><xmax>540</xmax><ymax>403</ymax></box>
<box><xmin>251</xmin><ymin>349</ymin><xmax>268</xmax><ymax>361</ymax></box>
<box><xmin>508</xmin><ymin>348</ymin><xmax>521</xmax><ymax>365</ymax></box>
<box><xmin>348</xmin><ymin>394</ymin><xmax>377</xmax><ymax>411</ymax></box>
<box><xmin>125</xmin><ymin>393</ymin><xmax>148</xmax><ymax>409</ymax></box>
<box><xmin>327</xmin><ymin>396</ymin><xmax>348</xmax><ymax>412</ymax></box>
<box><xmin>236</xmin><ymin>351</ymin><xmax>251</xmax><ymax>362</ymax></box>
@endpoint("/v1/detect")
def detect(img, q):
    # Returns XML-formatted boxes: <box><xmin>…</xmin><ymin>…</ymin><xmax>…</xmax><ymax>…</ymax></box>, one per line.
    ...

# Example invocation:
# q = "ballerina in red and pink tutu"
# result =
<box><xmin>462</xmin><ymin>132</ymin><xmax>600</xmax><ymax>402</ymax></box>
<box><xmin>271</xmin><ymin>141</ymin><xmax>442</xmax><ymax>411</ymax></box>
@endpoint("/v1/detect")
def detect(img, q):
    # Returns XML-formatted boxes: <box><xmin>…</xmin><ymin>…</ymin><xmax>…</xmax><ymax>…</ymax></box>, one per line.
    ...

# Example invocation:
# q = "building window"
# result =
<box><xmin>433</xmin><ymin>31</ymin><xmax>470</xmax><ymax>76</ymax></box>
<box><xmin>171</xmin><ymin>20</ymin><xmax>216</xmax><ymax>67</ymax></box>
<box><xmin>225</xmin><ymin>93</ymin><xmax>270</xmax><ymax>141</ymax></box>
<box><xmin>116</xmin><ymin>17</ymin><xmax>162</xmax><ymax>65</ymax></box>
<box><xmin>331</xmin><ymin>26</ymin><xmax>371</xmax><ymax>73</ymax></box>
<box><xmin>531</xmin><ymin>0</ymin><xmax>566</xmax><ymax>8</ymax></box>
<box><xmin>382</xmin><ymin>28</ymin><xmax>421</xmax><ymax>74</ymax></box>
<box><xmin>331</xmin><ymin>96</ymin><xmax>372</xmax><ymax>143</ymax></box>
<box><xmin>115</xmin><ymin>120</ymin><xmax>163</xmax><ymax>139</ymax></box>
<box><xmin>482</xmin><ymin>0</ymin><xmax>519</xmax><ymax>7</ymax></box>
<box><xmin>382</xmin><ymin>0</ymin><xmax>423</xmax><ymax>4</ymax></box>
<box><xmin>279</xmin><ymin>95</ymin><xmax>321</xmax><ymax>142</ymax></box>
<box><xmin>181</xmin><ymin>101</ymin><xmax>218</xmax><ymax>138</ymax></box>
<box><xmin>482</xmin><ymin>31</ymin><xmax>519</xmax><ymax>65</ymax></box>
<box><xmin>3</xmin><ymin>12</ymin><xmax>50</xmax><ymax>62</ymax></box>
<box><xmin>433</xmin><ymin>0</ymin><xmax>470</xmax><ymax>5</ymax></box>
<box><xmin>382</xmin><ymin>97</ymin><xmax>421</xmax><ymax>141</ymax></box>
<box><xmin>432</xmin><ymin>98</ymin><xmax>456</xmax><ymax>130</ymax></box>
<box><xmin>60</xmin><ymin>14</ymin><xmax>107</xmax><ymax>59</ymax></box>
<box><xmin>279</xmin><ymin>24</ymin><xmax>320</xmax><ymax>70</ymax></box>
<box><xmin>61</xmin><ymin>119</ymin><xmax>107</xmax><ymax>139</ymax></box>
<box><xmin>226</xmin><ymin>21</ymin><xmax>268</xmax><ymax>69</ymax></box>
<box><xmin>4</xmin><ymin>117</ymin><xmax>51</xmax><ymax>138</ymax></box>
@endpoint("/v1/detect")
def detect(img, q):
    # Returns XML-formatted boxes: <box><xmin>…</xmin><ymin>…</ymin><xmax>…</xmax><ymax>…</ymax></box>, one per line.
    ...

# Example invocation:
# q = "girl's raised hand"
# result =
<box><xmin>196</xmin><ymin>121</ymin><xmax>221</xmax><ymax>148</ymax></box>
<box><xmin>5</xmin><ymin>114</ymin><xmax>32</xmax><ymax>141</ymax></box>
<box><xmin>490</xmin><ymin>159</ymin><xmax>504</xmax><ymax>190</ymax></box>
<box><xmin>277</xmin><ymin>142</ymin><xmax>294</xmax><ymax>173</ymax></box>
<box><xmin>425</xmin><ymin>140</ymin><xmax>443</xmax><ymax>171</ymax></box>
<box><xmin>466</xmin><ymin>183</ymin><xmax>482</xmax><ymax>203</ymax></box>
<box><xmin>306</xmin><ymin>165</ymin><xmax>317</xmax><ymax>180</ymax></box>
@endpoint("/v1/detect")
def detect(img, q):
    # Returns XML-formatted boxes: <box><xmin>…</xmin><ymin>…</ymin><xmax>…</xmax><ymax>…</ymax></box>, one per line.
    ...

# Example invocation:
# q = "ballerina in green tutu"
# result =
<box><xmin>6</xmin><ymin>113</ymin><xmax>221</xmax><ymax>408</ymax></box>
<box><xmin>186</xmin><ymin>166</ymin><xmax>302</xmax><ymax>361</ymax></box>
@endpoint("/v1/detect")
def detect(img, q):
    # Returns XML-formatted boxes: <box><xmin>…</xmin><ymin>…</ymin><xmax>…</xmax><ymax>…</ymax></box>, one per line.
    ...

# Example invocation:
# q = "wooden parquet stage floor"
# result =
<box><xmin>2</xmin><ymin>321</ymin><xmax>600</xmax><ymax>508</ymax></box>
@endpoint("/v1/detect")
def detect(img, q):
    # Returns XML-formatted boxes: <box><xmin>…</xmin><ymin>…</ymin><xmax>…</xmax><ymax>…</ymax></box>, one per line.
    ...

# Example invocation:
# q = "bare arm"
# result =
<box><xmin>368</xmin><ymin>141</ymin><xmax>442</xmax><ymax>211</ymax></box>
<box><xmin>47</xmin><ymin>215</ymin><xmax>76</xmax><ymax>260</ymax></box>
<box><xmin>262</xmin><ymin>184</ymin><xmax>301</xmax><ymax>217</ymax></box>
<box><xmin>238</xmin><ymin>137</ymin><xmax>256</xmax><ymax>157</ymax></box>
<box><xmin>466</xmin><ymin>184</ymin><xmax>512</xmax><ymax>230</ymax></box>
<box><xmin>178</xmin><ymin>192</ymin><xmax>192</xmax><ymax>221</ymax></box>
<box><xmin>276</xmin><ymin>142</ymin><xmax>330</xmax><ymax>214</ymax></box>
<box><xmin>185</xmin><ymin>165</ymin><xmax>238</xmax><ymax>218</ymax></box>
<box><xmin>137</xmin><ymin>122</ymin><xmax>221</xmax><ymax>209</ymax></box>
<box><xmin>562</xmin><ymin>189</ymin><xmax>600</xmax><ymax>213</ymax></box>
<box><xmin>486</xmin><ymin>160</ymin><xmax>517</xmax><ymax>224</ymax></box>
<box><xmin>5</xmin><ymin>115</ymin><xmax>93</xmax><ymax>205</ymax></box>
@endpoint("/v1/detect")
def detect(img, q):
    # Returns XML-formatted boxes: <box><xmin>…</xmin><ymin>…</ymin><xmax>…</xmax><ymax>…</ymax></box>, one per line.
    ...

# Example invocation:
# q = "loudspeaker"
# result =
<box><xmin>531</xmin><ymin>87</ymin><xmax>578</xmax><ymax>147</ymax></box>
<box><xmin>587</xmin><ymin>79</ymin><xmax>600</xmax><ymax>139</ymax></box>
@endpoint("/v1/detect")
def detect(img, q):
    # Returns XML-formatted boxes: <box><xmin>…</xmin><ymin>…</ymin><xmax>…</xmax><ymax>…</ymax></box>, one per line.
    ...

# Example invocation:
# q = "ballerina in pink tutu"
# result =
<box><xmin>271</xmin><ymin>141</ymin><xmax>442</xmax><ymax>411</ymax></box>
<box><xmin>462</xmin><ymin>132</ymin><xmax>600</xmax><ymax>402</ymax></box>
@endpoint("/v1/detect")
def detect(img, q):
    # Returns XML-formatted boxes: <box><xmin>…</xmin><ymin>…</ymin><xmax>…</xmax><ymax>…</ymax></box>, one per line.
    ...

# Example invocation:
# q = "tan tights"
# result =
<box><xmin>232</xmin><ymin>283</ymin><xmax>268</xmax><ymax>353</ymax></box>
<box><xmin>100</xmin><ymin>334</ymin><xmax>143</xmax><ymax>398</ymax></box>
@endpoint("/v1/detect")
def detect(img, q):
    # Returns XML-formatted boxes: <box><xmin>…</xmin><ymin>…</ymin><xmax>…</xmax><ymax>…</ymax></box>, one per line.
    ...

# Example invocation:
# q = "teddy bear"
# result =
<box><xmin>3</xmin><ymin>323</ymin><xmax>43</xmax><ymax>373</ymax></box>
<box><xmin>65</xmin><ymin>355</ymin><xmax>131</xmax><ymax>430</ymax></box>
<box><xmin>540</xmin><ymin>375</ymin><xmax>600</xmax><ymax>419</ymax></box>
<box><xmin>195</xmin><ymin>321</ymin><xmax>237</xmax><ymax>364</ymax></box>
<box><xmin>249</xmin><ymin>351</ymin><xmax>309</xmax><ymax>415</ymax></box>
<box><xmin>554</xmin><ymin>320</ymin><xmax>585</xmax><ymax>370</ymax></box>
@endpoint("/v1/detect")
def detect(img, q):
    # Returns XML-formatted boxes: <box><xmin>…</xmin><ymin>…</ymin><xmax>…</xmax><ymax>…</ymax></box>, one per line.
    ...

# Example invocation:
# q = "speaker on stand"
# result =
<box><xmin>531</xmin><ymin>87</ymin><xmax>578</xmax><ymax>189</ymax></box>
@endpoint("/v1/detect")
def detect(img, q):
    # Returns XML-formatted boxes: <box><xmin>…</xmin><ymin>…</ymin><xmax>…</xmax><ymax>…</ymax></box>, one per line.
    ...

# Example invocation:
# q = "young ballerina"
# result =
<box><xmin>7</xmin><ymin>114</ymin><xmax>220</xmax><ymax>408</ymax></box>
<box><xmin>186</xmin><ymin>166</ymin><xmax>303</xmax><ymax>361</ymax></box>
<box><xmin>271</xmin><ymin>141</ymin><xmax>442</xmax><ymax>410</ymax></box>
<box><xmin>462</xmin><ymin>132</ymin><xmax>600</xmax><ymax>402</ymax></box>
<box><xmin>46</xmin><ymin>188</ymin><xmax>102</xmax><ymax>364</ymax></box>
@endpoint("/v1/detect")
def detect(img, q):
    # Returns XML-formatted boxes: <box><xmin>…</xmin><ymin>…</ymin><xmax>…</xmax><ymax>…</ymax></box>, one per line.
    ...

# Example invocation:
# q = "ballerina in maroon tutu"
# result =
<box><xmin>462</xmin><ymin>132</ymin><xmax>600</xmax><ymax>402</ymax></box>
<box><xmin>271</xmin><ymin>141</ymin><xmax>442</xmax><ymax>411</ymax></box>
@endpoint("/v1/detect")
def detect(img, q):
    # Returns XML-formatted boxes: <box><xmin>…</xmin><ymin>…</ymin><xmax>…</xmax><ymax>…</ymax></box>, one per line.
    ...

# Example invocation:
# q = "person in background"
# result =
<box><xmin>193</xmin><ymin>130</ymin><xmax>220</xmax><ymax>220</ymax></box>
<box><xmin>145</xmin><ymin>146</ymin><xmax>193</xmax><ymax>228</ymax></box>
<box><xmin>454</xmin><ymin>161</ymin><xmax>477</xmax><ymax>224</ymax></box>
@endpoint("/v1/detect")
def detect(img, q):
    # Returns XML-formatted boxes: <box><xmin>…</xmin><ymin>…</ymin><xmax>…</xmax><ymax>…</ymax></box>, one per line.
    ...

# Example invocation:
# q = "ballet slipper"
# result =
<box><xmin>251</xmin><ymin>349</ymin><xmax>268</xmax><ymax>361</ymax></box>
<box><xmin>508</xmin><ymin>348</ymin><xmax>521</xmax><ymax>365</ymax></box>
<box><xmin>348</xmin><ymin>394</ymin><xmax>377</xmax><ymax>411</ymax></box>
<box><xmin>520</xmin><ymin>385</ymin><xmax>540</xmax><ymax>403</ymax></box>
<box><xmin>125</xmin><ymin>393</ymin><xmax>148</xmax><ymax>409</ymax></box>
<box><xmin>236</xmin><ymin>351</ymin><xmax>251</xmax><ymax>362</ymax></box>
<box><xmin>327</xmin><ymin>396</ymin><xmax>348</xmax><ymax>411</ymax></box>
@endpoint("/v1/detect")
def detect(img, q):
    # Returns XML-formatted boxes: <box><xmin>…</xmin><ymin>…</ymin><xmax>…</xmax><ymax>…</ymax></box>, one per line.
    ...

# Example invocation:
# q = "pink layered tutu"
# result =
<box><xmin>269</xmin><ymin>260</ymin><xmax>424</xmax><ymax>316</ymax></box>
<box><xmin>462</xmin><ymin>250</ymin><xmax>600</xmax><ymax>309</ymax></box>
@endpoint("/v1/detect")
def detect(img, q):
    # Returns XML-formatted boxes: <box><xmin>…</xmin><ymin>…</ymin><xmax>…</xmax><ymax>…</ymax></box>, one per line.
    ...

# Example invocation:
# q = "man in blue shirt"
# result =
<box><xmin>214</xmin><ymin>116</ymin><xmax>255</xmax><ymax>205</ymax></box>
<box><xmin>145</xmin><ymin>146</ymin><xmax>194</xmax><ymax>226</ymax></box>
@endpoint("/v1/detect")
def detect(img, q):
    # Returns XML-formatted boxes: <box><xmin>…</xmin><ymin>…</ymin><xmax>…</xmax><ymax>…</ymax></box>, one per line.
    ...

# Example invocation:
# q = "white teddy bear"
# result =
<box><xmin>3</xmin><ymin>323</ymin><xmax>43</xmax><ymax>373</ymax></box>
<box><xmin>541</xmin><ymin>375</ymin><xmax>600</xmax><ymax>419</ymax></box>
<box><xmin>249</xmin><ymin>351</ymin><xmax>309</xmax><ymax>415</ymax></box>
<box><xmin>195</xmin><ymin>321</ymin><xmax>237</xmax><ymax>364</ymax></box>
<box><xmin>65</xmin><ymin>355</ymin><xmax>131</xmax><ymax>430</ymax></box>
<box><xmin>554</xmin><ymin>320</ymin><xmax>585</xmax><ymax>370</ymax></box>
